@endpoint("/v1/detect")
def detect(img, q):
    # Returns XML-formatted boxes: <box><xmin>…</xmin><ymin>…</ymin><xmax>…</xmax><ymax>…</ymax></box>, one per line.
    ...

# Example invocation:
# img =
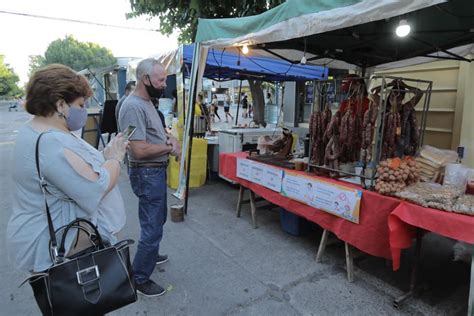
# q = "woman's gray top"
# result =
<box><xmin>6</xmin><ymin>124</ymin><xmax>126</xmax><ymax>272</ymax></box>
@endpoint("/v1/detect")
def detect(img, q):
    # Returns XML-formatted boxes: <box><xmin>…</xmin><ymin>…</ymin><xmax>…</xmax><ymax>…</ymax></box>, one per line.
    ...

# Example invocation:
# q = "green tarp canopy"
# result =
<box><xmin>175</xmin><ymin>0</ymin><xmax>474</xmax><ymax>211</ymax></box>
<box><xmin>195</xmin><ymin>0</ymin><xmax>473</xmax><ymax>70</ymax></box>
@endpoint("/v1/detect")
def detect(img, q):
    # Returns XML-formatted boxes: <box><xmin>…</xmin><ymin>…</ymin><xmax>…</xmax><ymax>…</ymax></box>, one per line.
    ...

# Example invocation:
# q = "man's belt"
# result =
<box><xmin>128</xmin><ymin>161</ymin><xmax>168</xmax><ymax>168</ymax></box>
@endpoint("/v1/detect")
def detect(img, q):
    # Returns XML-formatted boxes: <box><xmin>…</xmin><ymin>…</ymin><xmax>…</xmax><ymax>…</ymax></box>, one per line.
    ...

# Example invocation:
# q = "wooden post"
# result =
<box><xmin>316</xmin><ymin>229</ymin><xmax>329</xmax><ymax>263</ymax></box>
<box><xmin>236</xmin><ymin>185</ymin><xmax>245</xmax><ymax>218</ymax></box>
<box><xmin>345</xmin><ymin>242</ymin><xmax>354</xmax><ymax>282</ymax></box>
<box><xmin>249</xmin><ymin>190</ymin><xmax>258</xmax><ymax>229</ymax></box>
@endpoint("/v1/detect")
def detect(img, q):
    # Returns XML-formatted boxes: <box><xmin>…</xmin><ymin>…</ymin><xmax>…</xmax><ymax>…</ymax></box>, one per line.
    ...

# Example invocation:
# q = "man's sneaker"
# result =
<box><xmin>156</xmin><ymin>254</ymin><xmax>169</xmax><ymax>265</ymax></box>
<box><xmin>136</xmin><ymin>280</ymin><xmax>166</xmax><ymax>297</ymax></box>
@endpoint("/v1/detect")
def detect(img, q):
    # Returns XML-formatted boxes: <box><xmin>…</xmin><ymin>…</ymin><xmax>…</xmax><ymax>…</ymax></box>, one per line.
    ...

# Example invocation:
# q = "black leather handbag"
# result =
<box><xmin>25</xmin><ymin>132</ymin><xmax>137</xmax><ymax>316</ymax></box>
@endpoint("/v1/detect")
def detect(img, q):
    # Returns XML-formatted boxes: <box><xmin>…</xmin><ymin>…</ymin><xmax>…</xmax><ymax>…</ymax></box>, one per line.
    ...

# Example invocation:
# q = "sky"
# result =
<box><xmin>0</xmin><ymin>0</ymin><xmax>179</xmax><ymax>84</ymax></box>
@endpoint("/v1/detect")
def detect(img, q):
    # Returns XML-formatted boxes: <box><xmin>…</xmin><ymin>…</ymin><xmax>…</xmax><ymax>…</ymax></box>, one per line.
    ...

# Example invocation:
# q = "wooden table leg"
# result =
<box><xmin>316</xmin><ymin>229</ymin><xmax>329</xmax><ymax>263</ymax></box>
<box><xmin>345</xmin><ymin>242</ymin><xmax>354</xmax><ymax>283</ymax></box>
<box><xmin>249</xmin><ymin>190</ymin><xmax>258</xmax><ymax>229</ymax></box>
<box><xmin>468</xmin><ymin>249</ymin><xmax>473</xmax><ymax>316</ymax></box>
<box><xmin>236</xmin><ymin>185</ymin><xmax>244</xmax><ymax>218</ymax></box>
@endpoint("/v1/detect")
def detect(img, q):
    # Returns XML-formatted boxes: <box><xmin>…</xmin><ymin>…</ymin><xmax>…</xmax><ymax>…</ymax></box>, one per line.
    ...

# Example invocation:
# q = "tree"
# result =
<box><xmin>127</xmin><ymin>0</ymin><xmax>285</xmax><ymax>43</ymax></box>
<box><xmin>28</xmin><ymin>35</ymin><xmax>117</xmax><ymax>74</ymax></box>
<box><xmin>0</xmin><ymin>55</ymin><xmax>22</xmax><ymax>98</ymax></box>
<box><xmin>128</xmin><ymin>0</ymin><xmax>284</xmax><ymax>125</ymax></box>
<box><xmin>28</xmin><ymin>55</ymin><xmax>46</xmax><ymax>76</ymax></box>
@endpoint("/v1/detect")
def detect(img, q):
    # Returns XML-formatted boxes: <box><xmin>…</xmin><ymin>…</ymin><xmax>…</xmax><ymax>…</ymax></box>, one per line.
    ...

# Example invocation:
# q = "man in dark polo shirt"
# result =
<box><xmin>118</xmin><ymin>58</ymin><xmax>180</xmax><ymax>297</ymax></box>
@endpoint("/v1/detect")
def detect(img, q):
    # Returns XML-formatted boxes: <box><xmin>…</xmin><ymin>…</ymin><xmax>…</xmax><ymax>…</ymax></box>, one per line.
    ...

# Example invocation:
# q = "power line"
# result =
<box><xmin>0</xmin><ymin>9</ymin><xmax>160</xmax><ymax>32</ymax></box>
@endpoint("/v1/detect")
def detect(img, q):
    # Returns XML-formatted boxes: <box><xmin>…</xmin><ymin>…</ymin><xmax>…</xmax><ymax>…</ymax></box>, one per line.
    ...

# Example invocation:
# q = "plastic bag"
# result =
<box><xmin>443</xmin><ymin>163</ymin><xmax>469</xmax><ymax>189</ymax></box>
<box><xmin>453</xmin><ymin>194</ymin><xmax>474</xmax><ymax>215</ymax></box>
<box><xmin>257</xmin><ymin>135</ymin><xmax>279</xmax><ymax>155</ymax></box>
<box><xmin>394</xmin><ymin>182</ymin><xmax>463</xmax><ymax>211</ymax></box>
<box><xmin>420</xmin><ymin>145</ymin><xmax>458</xmax><ymax>166</ymax></box>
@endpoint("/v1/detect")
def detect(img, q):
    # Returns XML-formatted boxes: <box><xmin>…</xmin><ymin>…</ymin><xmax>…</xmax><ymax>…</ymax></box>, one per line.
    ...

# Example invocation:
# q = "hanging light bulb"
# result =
<box><xmin>396</xmin><ymin>19</ymin><xmax>411</xmax><ymax>37</ymax></box>
<box><xmin>242</xmin><ymin>44</ymin><xmax>249</xmax><ymax>55</ymax></box>
<box><xmin>300</xmin><ymin>38</ymin><xmax>307</xmax><ymax>64</ymax></box>
<box><xmin>300</xmin><ymin>55</ymin><xmax>307</xmax><ymax>65</ymax></box>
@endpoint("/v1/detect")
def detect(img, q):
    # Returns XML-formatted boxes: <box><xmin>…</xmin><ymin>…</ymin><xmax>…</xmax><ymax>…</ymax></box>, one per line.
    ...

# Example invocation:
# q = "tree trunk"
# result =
<box><xmin>248</xmin><ymin>80</ymin><xmax>266</xmax><ymax>126</ymax></box>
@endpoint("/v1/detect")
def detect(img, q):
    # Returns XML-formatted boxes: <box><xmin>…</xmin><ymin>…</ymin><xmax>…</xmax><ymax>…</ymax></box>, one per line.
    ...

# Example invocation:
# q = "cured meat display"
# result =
<box><xmin>361</xmin><ymin>100</ymin><xmax>379</xmax><ymax>164</ymax></box>
<box><xmin>308</xmin><ymin>76</ymin><xmax>432</xmax><ymax>187</ymax></box>
<box><xmin>309</xmin><ymin>104</ymin><xmax>332</xmax><ymax>166</ymax></box>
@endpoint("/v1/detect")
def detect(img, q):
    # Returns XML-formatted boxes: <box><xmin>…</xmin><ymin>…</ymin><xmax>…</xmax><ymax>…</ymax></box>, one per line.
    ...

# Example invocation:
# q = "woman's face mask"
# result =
<box><xmin>60</xmin><ymin>103</ymin><xmax>88</xmax><ymax>131</ymax></box>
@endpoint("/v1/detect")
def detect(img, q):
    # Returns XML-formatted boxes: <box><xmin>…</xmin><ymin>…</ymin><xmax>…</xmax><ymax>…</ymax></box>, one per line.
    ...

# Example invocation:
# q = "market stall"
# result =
<box><xmin>180</xmin><ymin>0</ymin><xmax>474</xmax><ymax>311</ymax></box>
<box><xmin>163</xmin><ymin>46</ymin><xmax>328</xmax><ymax>198</ymax></box>
<box><xmin>220</xmin><ymin>151</ymin><xmax>401</xmax><ymax>259</ymax></box>
<box><xmin>221</xmin><ymin>152</ymin><xmax>474</xmax><ymax>267</ymax></box>
<box><xmin>179</xmin><ymin>0</ymin><xmax>474</xmax><ymax>198</ymax></box>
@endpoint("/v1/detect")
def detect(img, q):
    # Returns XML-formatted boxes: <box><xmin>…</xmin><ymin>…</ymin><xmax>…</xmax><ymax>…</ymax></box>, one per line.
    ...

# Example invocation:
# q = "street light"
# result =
<box><xmin>396</xmin><ymin>19</ymin><xmax>411</xmax><ymax>37</ymax></box>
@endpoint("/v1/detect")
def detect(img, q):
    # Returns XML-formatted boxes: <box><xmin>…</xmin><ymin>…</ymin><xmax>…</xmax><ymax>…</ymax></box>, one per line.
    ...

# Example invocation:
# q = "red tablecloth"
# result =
<box><xmin>389</xmin><ymin>201</ymin><xmax>474</xmax><ymax>270</ymax></box>
<box><xmin>220</xmin><ymin>152</ymin><xmax>474</xmax><ymax>271</ymax></box>
<box><xmin>220</xmin><ymin>152</ymin><xmax>402</xmax><ymax>260</ymax></box>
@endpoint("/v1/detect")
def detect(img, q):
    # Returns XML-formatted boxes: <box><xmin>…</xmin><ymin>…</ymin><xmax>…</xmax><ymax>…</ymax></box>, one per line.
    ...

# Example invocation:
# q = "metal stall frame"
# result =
<box><xmin>307</xmin><ymin>75</ymin><xmax>433</xmax><ymax>189</ymax></box>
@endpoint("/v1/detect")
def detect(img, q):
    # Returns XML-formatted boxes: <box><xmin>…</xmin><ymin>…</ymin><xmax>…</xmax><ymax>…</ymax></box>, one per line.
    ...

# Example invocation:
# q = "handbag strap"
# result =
<box><xmin>35</xmin><ymin>132</ymin><xmax>60</xmax><ymax>262</ymax></box>
<box><xmin>57</xmin><ymin>218</ymin><xmax>105</xmax><ymax>257</ymax></box>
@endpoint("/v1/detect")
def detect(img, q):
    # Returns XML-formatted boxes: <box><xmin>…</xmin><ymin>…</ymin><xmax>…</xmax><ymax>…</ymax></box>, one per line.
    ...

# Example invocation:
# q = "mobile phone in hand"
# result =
<box><xmin>122</xmin><ymin>125</ymin><xmax>137</xmax><ymax>140</ymax></box>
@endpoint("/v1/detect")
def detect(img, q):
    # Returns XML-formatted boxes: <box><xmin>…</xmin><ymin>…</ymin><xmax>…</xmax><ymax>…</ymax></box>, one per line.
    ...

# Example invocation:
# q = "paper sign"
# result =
<box><xmin>262</xmin><ymin>167</ymin><xmax>283</xmax><ymax>192</ymax></box>
<box><xmin>250</xmin><ymin>162</ymin><xmax>265</xmax><ymax>186</ymax></box>
<box><xmin>282</xmin><ymin>171</ymin><xmax>362</xmax><ymax>223</ymax></box>
<box><xmin>236</xmin><ymin>158</ymin><xmax>283</xmax><ymax>192</ymax></box>
<box><xmin>236</xmin><ymin>158</ymin><xmax>252</xmax><ymax>181</ymax></box>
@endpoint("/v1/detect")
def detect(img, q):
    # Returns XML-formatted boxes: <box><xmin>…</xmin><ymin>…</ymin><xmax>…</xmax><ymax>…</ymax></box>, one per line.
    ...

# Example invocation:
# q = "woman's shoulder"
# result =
<box><xmin>16</xmin><ymin>124</ymin><xmax>73</xmax><ymax>147</ymax></box>
<box><xmin>40</xmin><ymin>129</ymin><xmax>76</xmax><ymax>145</ymax></box>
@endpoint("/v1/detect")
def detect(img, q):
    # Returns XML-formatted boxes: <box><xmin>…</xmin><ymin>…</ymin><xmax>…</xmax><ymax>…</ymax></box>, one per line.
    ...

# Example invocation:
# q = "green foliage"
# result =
<box><xmin>28</xmin><ymin>55</ymin><xmax>46</xmax><ymax>76</ymax></box>
<box><xmin>28</xmin><ymin>35</ymin><xmax>117</xmax><ymax>74</ymax></box>
<box><xmin>127</xmin><ymin>0</ymin><xmax>285</xmax><ymax>43</ymax></box>
<box><xmin>0</xmin><ymin>56</ymin><xmax>22</xmax><ymax>98</ymax></box>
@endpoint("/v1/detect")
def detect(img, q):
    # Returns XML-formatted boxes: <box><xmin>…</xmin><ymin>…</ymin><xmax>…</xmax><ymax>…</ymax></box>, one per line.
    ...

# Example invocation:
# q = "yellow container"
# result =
<box><xmin>291</xmin><ymin>134</ymin><xmax>298</xmax><ymax>152</ymax></box>
<box><xmin>167</xmin><ymin>138</ymin><xmax>208</xmax><ymax>189</ymax></box>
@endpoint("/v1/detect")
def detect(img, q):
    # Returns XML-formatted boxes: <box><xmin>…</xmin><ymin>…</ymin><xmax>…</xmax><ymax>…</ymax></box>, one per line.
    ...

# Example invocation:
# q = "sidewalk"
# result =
<box><xmin>210</xmin><ymin>104</ymin><xmax>256</xmax><ymax>131</ymax></box>
<box><xmin>109</xmin><ymin>175</ymin><xmax>468</xmax><ymax>315</ymax></box>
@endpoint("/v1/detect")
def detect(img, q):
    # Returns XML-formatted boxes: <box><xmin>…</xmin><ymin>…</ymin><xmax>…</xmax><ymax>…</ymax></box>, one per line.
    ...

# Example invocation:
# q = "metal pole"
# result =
<box><xmin>235</xmin><ymin>80</ymin><xmax>243</xmax><ymax>126</ymax></box>
<box><xmin>182</xmin><ymin>66</ymin><xmax>186</xmax><ymax>124</ymax></box>
<box><xmin>468</xmin><ymin>249</ymin><xmax>474</xmax><ymax>316</ymax></box>
<box><xmin>393</xmin><ymin>229</ymin><xmax>424</xmax><ymax>308</ymax></box>
<box><xmin>178</xmin><ymin>43</ymin><xmax>201</xmax><ymax>215</ymax></box>
<box><xmin>420</xmin><ymin>82</ymin><xmax>432</xmax><ymax>148</ymax></box>
<box><xmin>184</xmin><ymin>115</ymin><xmax>195</xmax><ymax>215</ymax></box>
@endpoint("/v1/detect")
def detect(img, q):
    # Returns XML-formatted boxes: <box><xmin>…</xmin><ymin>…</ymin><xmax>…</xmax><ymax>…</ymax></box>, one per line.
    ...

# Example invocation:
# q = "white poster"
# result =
<box><xmin>262</xmin><ymin>167</ymin><xmax>283</xmax><ymax>192</ymax></box>
<box><xmin>250</xmin><ymin>162</ymin><xmax>266</xmax><ymax>186</ymax></box>
<box><xmin>236</xmin><ymin>158</ymin><xmax>252</xmax><ymax>181</ymax></box>
<box><xmin>236</xmin><ymin>158</ymin><xmax>283</xmax><ymax>192</ymax></box>
<box><xmin>282</xmin><ymin>171</ymin><xmax>362</xmax><ymax>223</ymax></box>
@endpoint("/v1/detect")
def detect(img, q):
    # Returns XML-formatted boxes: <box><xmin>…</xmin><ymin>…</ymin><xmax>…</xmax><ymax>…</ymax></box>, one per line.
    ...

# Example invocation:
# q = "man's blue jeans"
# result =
<box><xmin>129</xmin><ymin>166</ymin><xmax>167</xmax><ymax>284</ymax></box>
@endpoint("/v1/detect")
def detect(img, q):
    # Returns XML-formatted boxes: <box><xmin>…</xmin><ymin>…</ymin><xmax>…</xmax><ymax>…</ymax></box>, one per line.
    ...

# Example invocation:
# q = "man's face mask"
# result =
<box><xmin>145</xmin><ymin>75</ymin><xmax>165</xmax><ymax>99</ymax></box>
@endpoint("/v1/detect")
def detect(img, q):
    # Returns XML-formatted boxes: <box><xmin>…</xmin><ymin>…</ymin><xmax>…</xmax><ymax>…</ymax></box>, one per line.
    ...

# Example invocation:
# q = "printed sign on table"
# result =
<box><xmin>236</xmin><ymin>158</ymin><xmax>252</xmax><ymax>181</ymax></box>
<box><xmin>250</xmin><ymin>162</ymin><xmax>266</xmax><ymax>187</ymax></box>
<box><xmin>236</xmin><ymin>158</ymin><xmax>283</xmax><ymax>192</ymax></box>
<box><xmin>262</xmin><ymin>167</ymin><xmax>283</xmax><ymax>192</ymax></box>
<box><xmin>281</xmin><ymin>171</ymin><xmax>362</xmax><ymax>223</ymax></box>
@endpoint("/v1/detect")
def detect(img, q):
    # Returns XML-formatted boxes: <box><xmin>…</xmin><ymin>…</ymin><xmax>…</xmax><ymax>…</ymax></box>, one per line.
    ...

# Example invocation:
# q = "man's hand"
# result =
<box><xmin>166</xmin><ymin>135</ymin><xmax>181</xmax><ymax>159</ymax></box>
